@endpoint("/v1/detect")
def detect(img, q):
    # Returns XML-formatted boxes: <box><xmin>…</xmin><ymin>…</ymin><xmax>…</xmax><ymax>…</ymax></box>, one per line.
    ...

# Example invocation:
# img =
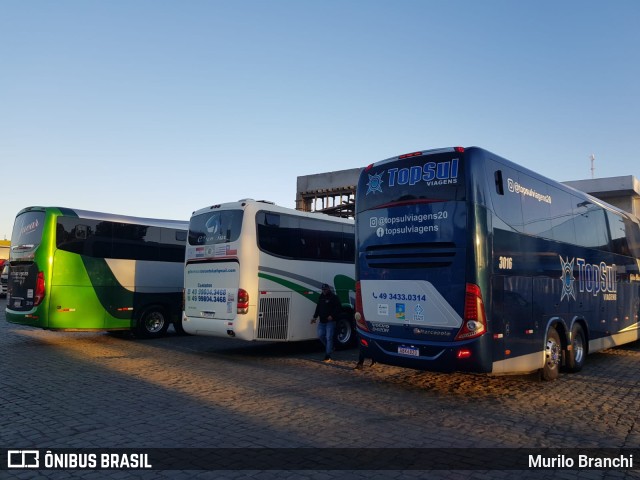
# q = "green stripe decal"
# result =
<box><xmin>257</xmin><ymin>272</ymin><xmax>355</xmax><ymax>307</ymax></box>
<box><xmin>258</xmin><ymin>272</ymin><xmax>320</xmax><ymax>303</ymax></box>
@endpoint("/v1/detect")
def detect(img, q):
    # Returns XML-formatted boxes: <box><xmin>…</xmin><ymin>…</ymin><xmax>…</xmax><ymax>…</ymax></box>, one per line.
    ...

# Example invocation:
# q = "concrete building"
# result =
<box><xmin>296</xmin><ymin>168</ymin><xmax>361</xmax><ymax>218</ymax></box>
<box><xmin>563</xmin><ymin>175</ymin><xmax>640</xmax><ymax>219</ymax></box>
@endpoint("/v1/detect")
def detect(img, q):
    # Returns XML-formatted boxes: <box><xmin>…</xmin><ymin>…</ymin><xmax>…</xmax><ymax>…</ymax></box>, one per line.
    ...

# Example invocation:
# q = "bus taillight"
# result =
<box><xmin>455</xmin><ymin>283</ymin><xmax>486</xmax><ymax>341</ymax></box>
<box><xmin>354</xmin><ymin>281</ymin><xmax>369</xmax><ymax>331</ymax></box>
<box><xmin>237</xmin><ymin>288</ymin><xmax>249</xmax><ymax>314</ymax></box>
<box><xmin>398</xmin><ymin>151</ymin><xmax>423</xmax><ymax>159</ymax></box>
<box><xmin>34</xmin><ymin>271</ymin><xmax>46</xmax><ymax>306</ymax></box>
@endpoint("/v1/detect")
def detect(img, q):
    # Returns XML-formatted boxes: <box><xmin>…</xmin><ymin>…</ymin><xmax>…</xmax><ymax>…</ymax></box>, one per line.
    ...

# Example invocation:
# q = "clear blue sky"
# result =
<box><xmin>1</xmin><ymin>0</ymin><xmax>639</xmax><ymax>240</ymax></box>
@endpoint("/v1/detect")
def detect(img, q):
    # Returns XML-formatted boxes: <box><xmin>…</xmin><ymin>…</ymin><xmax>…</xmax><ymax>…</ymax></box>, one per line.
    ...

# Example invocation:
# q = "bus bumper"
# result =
<box><xmin>357</xmin><ymin>330</ymin><xmax>493</xmax><ymax>374</ymax></box>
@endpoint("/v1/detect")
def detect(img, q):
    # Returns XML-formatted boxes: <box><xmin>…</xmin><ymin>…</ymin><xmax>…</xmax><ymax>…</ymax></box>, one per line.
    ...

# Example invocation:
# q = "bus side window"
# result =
<box><xmin>607</xmin><ymin>211</ymin><xmax>631</xmax><ymax>256</ymax></box>
<box><xmin>549</xmin><ymin>188</ymin><xmax>576</xmax><ymax>244</ymax></box>
<box><xmin>494</xmin><ymin>170</ymin><xmax>504</xmax><ymax>195</ymax></box>
<box><xmin>75</xmin><ymin>224</ymin><xmax>89</xmax><ymax>240</ymax></box>
<box><xmin>488</xmin><ymin>163</ymin><xmax>524</xmax><ymax>232</ymax></box>
<box><xmin>572</xmin><ymin>199</ymin><xmax>609</xmax><ymax>250</ymax></box>
<box><xmin>257</xmin><ymin>212</ymin><xmax>299</xmax><ymax>259</ymax></box>
<box><xmin>264</xmin><ymin>213</ymin><xmax>280</xmax><ymax>227</ymax></box>
<box><xmin>521</xmin><ymin>178</ymin><xmax>552</xmax><ymax>238</ymax></box>
<box><xmin>342</xmin><ymin>229</ymin><xmax>355</xmax><ymax>262</ymax></box>
<box><xmin>626</xmin><ymin>219</ymin><xmax>640</xmax><ymax>258</ymax></box>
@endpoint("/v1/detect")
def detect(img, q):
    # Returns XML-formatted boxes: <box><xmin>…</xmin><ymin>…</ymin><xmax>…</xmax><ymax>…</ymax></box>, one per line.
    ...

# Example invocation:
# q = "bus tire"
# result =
<box><xmin>541</xmin><ymin>327</ymin><xmax>561</xmax><ymax>381</ymax></box>
<box><xmin>335</xmin><ymin>312</ymin><xmax>355</xmax><ymax>349</ymax></box>
<box><xmin>134</xmin><ymin>307</ymin><xmax>170</xmax><ymax>339</ymax></box>
<box><xmin>565</xmin><ymin>323</ymin><xmax>586</xmax><ymax>373</ymax></box>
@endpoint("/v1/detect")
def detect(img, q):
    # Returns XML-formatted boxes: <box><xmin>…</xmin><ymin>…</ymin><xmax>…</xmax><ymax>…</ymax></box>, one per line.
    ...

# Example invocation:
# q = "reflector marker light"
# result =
<box><xmin>457</xmin><ymin>349</ymin><xmax>472</xmax><ymax>359</ymax></box>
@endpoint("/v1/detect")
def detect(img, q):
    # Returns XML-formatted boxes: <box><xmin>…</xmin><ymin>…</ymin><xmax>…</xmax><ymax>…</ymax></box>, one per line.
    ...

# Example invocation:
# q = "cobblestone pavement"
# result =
<box><xmin>2</xmin><ymin>297</ymin><xmax>639</xmax><ymax>480</ymax></box>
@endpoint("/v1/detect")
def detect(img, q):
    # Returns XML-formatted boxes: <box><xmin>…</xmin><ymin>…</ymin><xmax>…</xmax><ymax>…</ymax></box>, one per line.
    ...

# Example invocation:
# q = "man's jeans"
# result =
<box><xmin>317</xmin><ymin>321</ymin><xmax>335</xmax><ymax>355</ymax></box>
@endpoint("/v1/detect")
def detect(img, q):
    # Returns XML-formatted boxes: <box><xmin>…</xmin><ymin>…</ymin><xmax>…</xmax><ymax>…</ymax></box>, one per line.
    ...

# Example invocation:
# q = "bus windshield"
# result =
<box><xmin>356</xmin><ymin>150</ymin><xmax>465</xmax><ymax>213</ymax></box>
<box><xmin>188</xmin><ymin>210</ymin><xmax>244</xmax><ymax>246</ymax></box>
<box><xmin>11</xmin><ymin>210</ymin><xmax>46</xmax><ymax>254</ymax></box>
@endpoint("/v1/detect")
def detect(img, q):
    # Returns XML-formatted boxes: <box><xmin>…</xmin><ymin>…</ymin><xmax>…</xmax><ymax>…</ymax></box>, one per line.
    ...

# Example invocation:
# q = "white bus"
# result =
<box><xmin>181</xmin><ymin>199</ymin><xmax>356</xmax><ymax>347</ymax></box>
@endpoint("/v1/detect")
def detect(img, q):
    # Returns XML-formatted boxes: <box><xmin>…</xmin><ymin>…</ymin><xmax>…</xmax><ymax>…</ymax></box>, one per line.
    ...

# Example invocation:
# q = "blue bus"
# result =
<box><xmin>354</xmin><ymin>146</ymin><xmax>640</xmax><ymax>380</ymax></box>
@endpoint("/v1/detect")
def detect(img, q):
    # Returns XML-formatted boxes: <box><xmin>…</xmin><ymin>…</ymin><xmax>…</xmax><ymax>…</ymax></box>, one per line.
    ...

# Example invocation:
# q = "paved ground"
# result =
<box><xmin>1</xmin><ymin>296</ymin><xmax>640</xmax><ymax>480</ymax></box>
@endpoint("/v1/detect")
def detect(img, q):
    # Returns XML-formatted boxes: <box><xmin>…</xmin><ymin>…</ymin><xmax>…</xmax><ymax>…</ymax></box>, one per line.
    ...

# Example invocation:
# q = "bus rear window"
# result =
<box><xmin>188</xmin><ymin>210</ymin><xmax>244</xmax><ymax>246</ymax></box>
<box><xmin>356</xmin><ymin>151</ymin><xmax>465</xmax><ymax>213</ymax></box>
<box><xmin>11</xmin><ymin>211</ymin><xmax>46</xmax><ymax>251</ymax></box>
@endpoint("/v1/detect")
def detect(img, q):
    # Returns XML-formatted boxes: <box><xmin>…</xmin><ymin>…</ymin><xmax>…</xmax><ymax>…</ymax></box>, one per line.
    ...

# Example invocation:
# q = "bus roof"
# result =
<box><xmin>16</xmin><ymin>206</ymin><xmax>189</xmax><ymax>230</ymax></box>
<box><xmin>362</xmin><ymin>146</ymin><xmax>639</xmax><ymax>225</ymax></box>
<box><xmin>190</xmin><ymin>199</ymin><xmax>354</xmax><ymax>225</ymax></box>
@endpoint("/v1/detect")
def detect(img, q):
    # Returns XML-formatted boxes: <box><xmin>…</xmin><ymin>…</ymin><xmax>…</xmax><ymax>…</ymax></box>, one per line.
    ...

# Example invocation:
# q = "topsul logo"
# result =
<box><xmin>365</xmin><ymin>158</ymin><xmax>459</xmax><ymax>195</ymax></box>
<box><xmin>558</xmin><ymin>255</ymin><xmax>617</xmax><ymax>302</ymax></box>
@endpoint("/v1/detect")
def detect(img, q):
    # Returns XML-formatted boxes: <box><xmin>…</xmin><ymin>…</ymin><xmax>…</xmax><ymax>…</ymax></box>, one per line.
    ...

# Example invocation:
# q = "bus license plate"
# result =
<box><xmin>398</xmin><ymin>346</ymin><xmax>419</xmax><ymax>357</ymax></box>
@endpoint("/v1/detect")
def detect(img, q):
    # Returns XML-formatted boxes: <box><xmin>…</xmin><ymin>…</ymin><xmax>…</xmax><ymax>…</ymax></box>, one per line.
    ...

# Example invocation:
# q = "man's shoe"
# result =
<box><xmin>353</xmin><ymin>362</ymin><xmax>363</xmax><ymax>370</ymax></box>
<box><xmin>323</xmin><ymin>355</ymin><xmax>332</xmax><ymax>363</ymax></box>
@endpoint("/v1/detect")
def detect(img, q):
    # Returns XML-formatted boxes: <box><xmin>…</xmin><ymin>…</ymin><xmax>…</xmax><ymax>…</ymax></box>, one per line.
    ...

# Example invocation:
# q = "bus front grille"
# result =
<box><xmin>365</xmin><ymin>242</ymin><xmax>456</xmax><ymax>269</ymax></box>
<box><xmin>257</xmin><ymin>297</ymin><xmax>290</xmax><ymax>340</ymax></box>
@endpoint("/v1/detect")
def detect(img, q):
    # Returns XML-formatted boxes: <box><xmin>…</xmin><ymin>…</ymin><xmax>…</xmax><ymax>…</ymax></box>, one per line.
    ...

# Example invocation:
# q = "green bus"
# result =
<box><xmin>5</xmin><ymin>206</ymin><xmax>188</xmax><ymax>338</ymax></box>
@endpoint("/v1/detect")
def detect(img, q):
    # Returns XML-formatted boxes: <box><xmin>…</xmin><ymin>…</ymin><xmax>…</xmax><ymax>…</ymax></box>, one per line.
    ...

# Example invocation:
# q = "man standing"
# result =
<box><xmin>311</xmin><ymin>283</ymin><xmax>342</xmax><ymax>362</ymax></box>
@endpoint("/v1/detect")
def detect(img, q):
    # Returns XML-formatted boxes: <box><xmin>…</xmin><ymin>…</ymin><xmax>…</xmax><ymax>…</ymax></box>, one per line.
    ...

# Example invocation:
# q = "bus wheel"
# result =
<box><xmin>541</xmin><ymin>327</ymin><xmax>561</xmax><ymax>381</ymax></box>
<box><xmin>335</xmin><ymin>313</ymin><xmax>355</xmax><ymax>349</ymax></box>
<box><xmin>135</xmin><ymin>307</ymin><xmax>169</xmax><ymax>339</ymax></box>
<box><xmin>566</xmin><ymin>323</ymin><xmax>586</xmax><ymax>373</ymax></box>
